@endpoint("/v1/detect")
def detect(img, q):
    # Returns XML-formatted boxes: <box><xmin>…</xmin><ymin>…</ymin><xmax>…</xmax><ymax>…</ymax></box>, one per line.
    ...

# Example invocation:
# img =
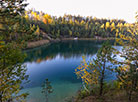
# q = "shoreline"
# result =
<box><xmin>26</xmin><ymin>37</ymin><xmax>115</xmax><ymax>49</ymax></box>
<box><xmin>26</xmin><ymin>39</ymin><xmax>50</xmax><ymax>49</ymax></box>
<box><xmin>61</xmin><ymin>37</ymin><xmax>114</xmax><ymax>41</ymax></box>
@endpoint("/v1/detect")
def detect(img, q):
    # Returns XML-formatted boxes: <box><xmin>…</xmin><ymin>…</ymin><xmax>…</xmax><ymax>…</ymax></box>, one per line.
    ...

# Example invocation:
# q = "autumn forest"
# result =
<box><xmin>0</xmin><ymin>0</ymin><xmax>138</xmax><ymax>102</ymax></box>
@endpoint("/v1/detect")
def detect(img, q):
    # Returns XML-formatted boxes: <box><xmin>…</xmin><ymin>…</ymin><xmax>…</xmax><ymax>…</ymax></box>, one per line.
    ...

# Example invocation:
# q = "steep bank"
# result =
<box><xmin>26</xmin><ymin>37</ymin><xmax>115</xmax><ymax>49</ymax></box>
<box><xmin>27</xmin><ymin>39</ymin><xmax>50</xmax><ymax>49</ymax></box>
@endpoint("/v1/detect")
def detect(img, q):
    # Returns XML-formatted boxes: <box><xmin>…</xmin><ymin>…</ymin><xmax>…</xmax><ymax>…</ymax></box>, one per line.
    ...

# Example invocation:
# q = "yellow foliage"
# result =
<box><xmin>43</xmin><ymin>19</ymin><xmax>47</xmax><ymax>24</ymax></box>
<box><xmin>24</xmin><ymin>11</ymin><xmax>29</xmax><ymax>19</ymax></box>
<box><xmin>36</xmin><ymin>15</ymin><xmax>40</xmax><ymax>20</ymax></box>
<box><xmin>24</xmin><ymin>14</ymin><xmax>29</xmax><ymax>19</ymax></box>
<box><xmin>80</xmin><ymin>20</ymin><xmax>85</xmax><ymax>25</ymax></box>
<box><xmin>100</xmin><ymin>24</ymin><xmax>104</xmax><ymax>28</ymax></box>
<box><xmin>0</xmin><ymin>41</ymin><xmax>4</xmax><ymax>48</ymax></box>
<box><xmin>69</xmin><ymin>19</ymin><xmax>73</xmax><ymax>25</ymax></box>
<box><xmin>111</xmin><ymin>22</ymin><xmax>115</xmax><ymax>31</ymax></box>
<box><xmin>44</xmin><ymin>14</ymin><xmax>51</xmax><ymax>19</ymax></box>
<box><xmin>124</xmin><ymin>23</ymin><xmax>129</xmax><ymax>27</ymax></box>
<box><xmin>75</xmin><ymin>20</ymin><xmax>79</xmax><ymax>25</ymax></box>
<box><xmin>93</xmin><ymin>17</ymin><xmax>97</xmax><ymax>21</ymax></box>
<box><xmin>75</xmin><ymin>56</ymin><xmax>99</xmax><ymax>85</ymax></box>
<box><xmin>105</xmin><ymin>22</ymin><xmax>110</xmax><ymax>29</ymax></box>
<box><xmin>35</xmin><ymin>26</ymin><xmax>40</xmax><ymax>35</ymax></box>
<box><xmin>117</xmin><ymin>23</ymin><xmax>123</xmax><ymax>28</ymax></box>
<box><xmin>48</xmin><ymin>19</ymin><xmax>53</xmax><ymax>24</ymax></box>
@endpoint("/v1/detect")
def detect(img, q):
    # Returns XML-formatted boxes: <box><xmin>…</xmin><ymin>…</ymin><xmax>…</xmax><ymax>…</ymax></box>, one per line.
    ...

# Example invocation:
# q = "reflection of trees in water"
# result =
<box><xmin>42</xmin><ymin>79</ymin><xmax>53</xmax><ymax>102</ymax></box>
<box><xmin>24</xmin><ymin>40</ymin><xmax>114</xmax><ymax>63</ymax></box>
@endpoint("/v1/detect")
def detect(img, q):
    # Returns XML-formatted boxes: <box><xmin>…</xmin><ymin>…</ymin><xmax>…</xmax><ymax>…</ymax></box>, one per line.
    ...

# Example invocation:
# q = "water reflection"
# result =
<box><xmin>22</xmin><ymin>40</ymin><xmax>115</xmax><ymax>102</ymax></box>
<box><xmin>24</xmin><ymin>40</ymin><xmax>107</xmax><ymax>63</ymax></box>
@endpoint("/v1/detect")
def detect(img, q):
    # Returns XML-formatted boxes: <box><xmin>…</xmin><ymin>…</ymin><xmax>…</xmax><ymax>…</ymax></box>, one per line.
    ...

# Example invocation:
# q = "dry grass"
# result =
<box><xmin>76</xmin><ymin>90</ymin><xmax>138</xmax><ymax>102</ymax></box>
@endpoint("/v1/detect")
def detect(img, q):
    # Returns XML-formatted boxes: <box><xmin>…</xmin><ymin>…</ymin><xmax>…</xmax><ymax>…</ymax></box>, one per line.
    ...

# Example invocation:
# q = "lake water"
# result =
<box><xmin>21</xmin><ymin>40</ymin><xmax>119</xmax><ymax>102</ymax></box>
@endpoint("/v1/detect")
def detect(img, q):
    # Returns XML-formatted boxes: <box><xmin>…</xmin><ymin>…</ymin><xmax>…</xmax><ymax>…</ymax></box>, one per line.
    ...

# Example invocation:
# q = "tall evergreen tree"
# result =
<box><xmin>75</xmin><ymin>41</ymin><xmax>115</xmax><ymax>96</ymax></box>
<box><xmin>0</xmin><ymin>0</ymin><xmax>29</xmax><ymax>101</ymax></box>
<box><xmin>115</xmin><ymin>17</ymin><xmax>138</xmax><ymax>101</ymax></box>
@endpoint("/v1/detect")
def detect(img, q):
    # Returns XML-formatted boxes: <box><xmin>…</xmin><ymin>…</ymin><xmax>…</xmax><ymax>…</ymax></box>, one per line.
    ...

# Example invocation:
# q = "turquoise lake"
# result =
<box><xmin>21</xmin><ymin>40</ymin><xmax>121</xmax><ymax>102</ymax></box>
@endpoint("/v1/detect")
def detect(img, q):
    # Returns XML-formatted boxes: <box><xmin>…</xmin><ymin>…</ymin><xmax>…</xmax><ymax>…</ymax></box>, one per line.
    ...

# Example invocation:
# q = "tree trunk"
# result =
<box><xmin>0</xmin><ymin>95</ymin><xmax>2</xmax><ymax>102</ymax></box>
<box><xmin>128</xmin><ymin>90</ymin><xmax>132</xmax><ymax>101</ymax></box>
<box><xmin>100</xmin><ymin>61</ymin><xmax>106</xmax><ymax>96</ymax></box>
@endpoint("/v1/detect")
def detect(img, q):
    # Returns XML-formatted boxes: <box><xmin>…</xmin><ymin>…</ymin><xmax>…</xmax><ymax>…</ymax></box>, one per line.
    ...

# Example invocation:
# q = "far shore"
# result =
<box><xmin>26</xmin><ymin>37</ymin><xmax>115</xmax><ymax>49</ymax></box>
<box><xmin>61</xmin><ymin>37</ymin><xmax>115</xmax><ymax>41</ymax></box>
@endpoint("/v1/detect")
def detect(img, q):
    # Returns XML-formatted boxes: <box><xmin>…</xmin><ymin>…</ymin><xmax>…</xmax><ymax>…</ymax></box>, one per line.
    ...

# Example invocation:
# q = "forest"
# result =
<box><xmin>23</xmin><ymin>9</ymin><xmax>126</xmax><ymax>40</ymax></box>
<box><xmin>1</xmin><ymin>7</ymin><xmax>130</xmax><ymax>43</ymax></box>
<box><xmin>0</xmin><ymin>0</ymin><xmax>138</xmax><ymax>102</ymax></box>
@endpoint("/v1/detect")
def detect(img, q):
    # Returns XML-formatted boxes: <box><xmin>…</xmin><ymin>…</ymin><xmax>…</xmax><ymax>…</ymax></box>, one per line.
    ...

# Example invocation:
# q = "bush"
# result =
<box><xmin>77</xmin><ymin>89</ymin><xmax>90</xmax><ymax>99</ymax></box>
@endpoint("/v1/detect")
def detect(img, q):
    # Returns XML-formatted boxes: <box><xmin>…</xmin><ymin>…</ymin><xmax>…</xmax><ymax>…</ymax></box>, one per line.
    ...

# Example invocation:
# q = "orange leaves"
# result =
<box><xmin>43</xmin><ymin>14</ymin><xmax>53</xmax><ymax>24</ymax></box>
<box><xmin>43</xmin><ymin>19</ymin><xmax>47</xmax><ymax>24</ymax></box>
<box><xmin>36</xmin><ymin>58</ymin><xmax>42</xmax><ymax>63</ymax></box>
<box><xmin>0</xmin><ymin>24</ymin><xmax>4</xmax><ymax>30</ymax></box>
<box><xmin>26</xmin><ymin>11</ymin><xmax>53</xmax><ymax>24</ymax></box>
<box><xmin>43</xmin><ymin>18</ymin><xmax>53</xmax><ymax>24</ymax></box>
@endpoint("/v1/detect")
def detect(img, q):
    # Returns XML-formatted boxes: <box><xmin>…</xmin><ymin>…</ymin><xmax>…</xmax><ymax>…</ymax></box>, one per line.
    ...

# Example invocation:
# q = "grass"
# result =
<box><xmin>75</xmin><ymin>89</ymin><xmax>138</xmax><ymax>102</ymax></box>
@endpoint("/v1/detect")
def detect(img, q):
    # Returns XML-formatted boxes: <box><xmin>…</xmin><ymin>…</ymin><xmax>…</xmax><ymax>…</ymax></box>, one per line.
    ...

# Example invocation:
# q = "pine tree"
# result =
<box><xmin>75</xmin><ymin>41</ymin><xmax>115</xmax><ymax>96</ymax></box>
<box><xmin>0</xmin><ymin>0</ymin><xmax>29</xmax><ymax>101</ymax></box>
<box><xmin>42</xmin><ymin>79</ymin><xmax>53</xmax><ymax>102</ymax></box>
<box><xmin>115</xmin><ymin>18</ymin><xmax>138</xmax><ymax>101</ymax></box>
